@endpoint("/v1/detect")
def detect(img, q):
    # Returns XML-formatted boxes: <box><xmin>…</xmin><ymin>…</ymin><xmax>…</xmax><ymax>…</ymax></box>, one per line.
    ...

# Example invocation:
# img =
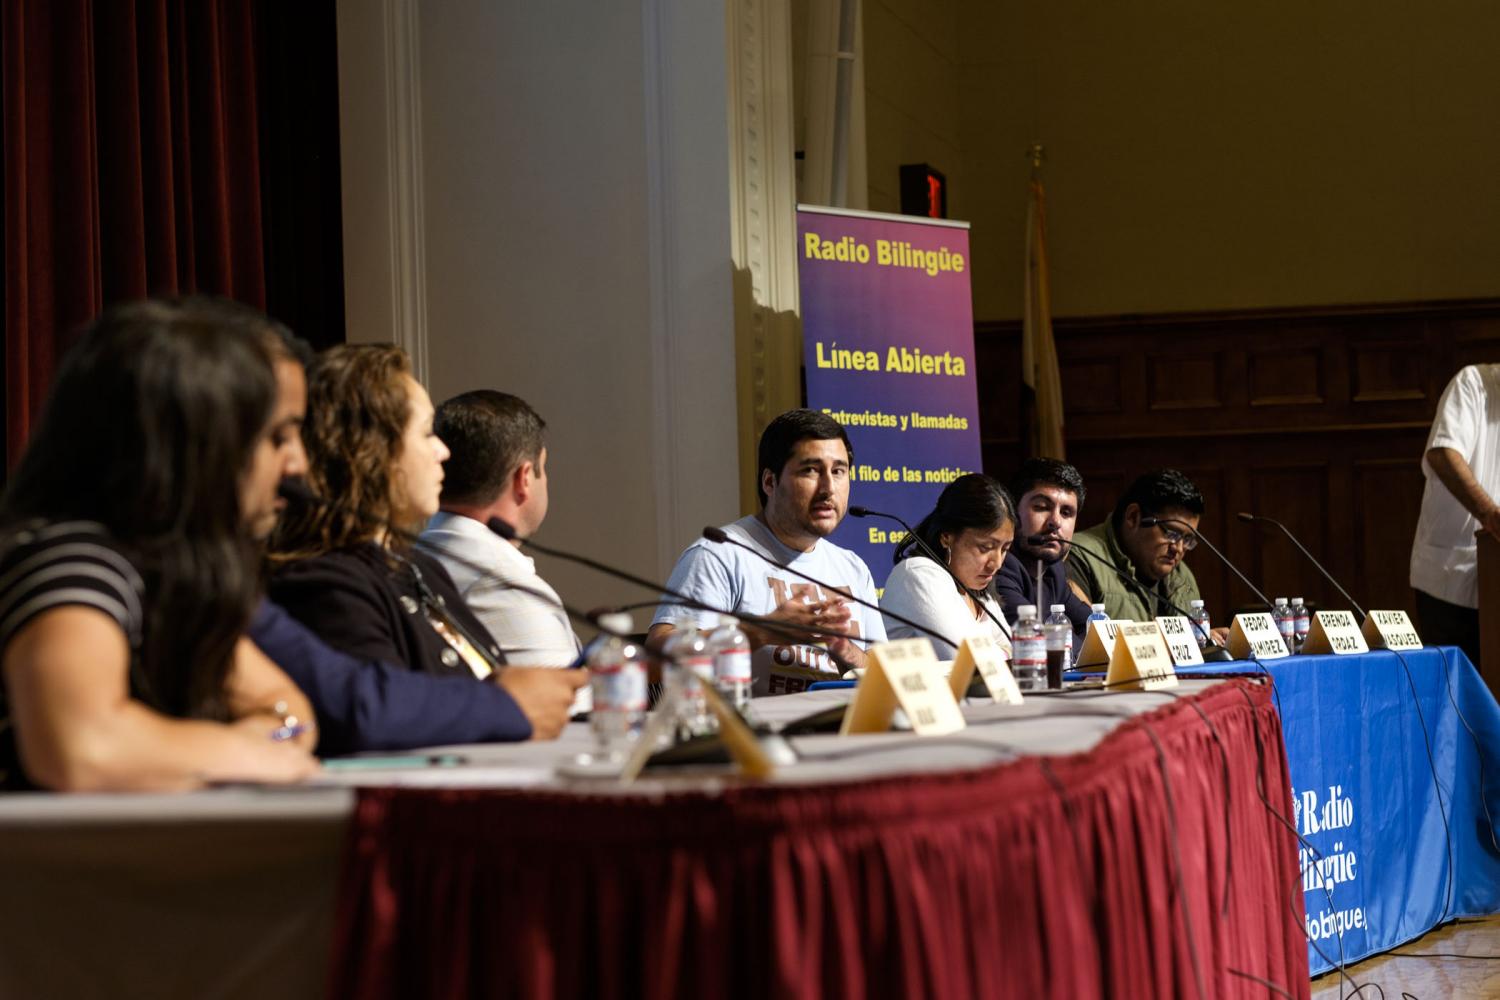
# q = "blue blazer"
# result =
<box><xmin>249</xmin><ymin>598</ymin><xmax>532</xmax><ymax>755</ymax></box>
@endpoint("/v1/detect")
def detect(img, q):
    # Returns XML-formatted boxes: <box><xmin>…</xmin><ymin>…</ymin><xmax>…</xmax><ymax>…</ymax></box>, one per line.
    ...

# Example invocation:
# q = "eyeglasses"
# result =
<box><xmin>1140</xmin><ymin>517</ymin><xmax>1198</xmax><ymax>551</ymax></box>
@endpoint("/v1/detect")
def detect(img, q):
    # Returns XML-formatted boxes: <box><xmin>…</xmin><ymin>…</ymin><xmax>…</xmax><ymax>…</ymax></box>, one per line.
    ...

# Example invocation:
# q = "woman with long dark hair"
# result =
<box><xmin>0</xmin><ymin>299</ymin><xmax>318</xmax><ymax>790</ymax></box>
<box><xmin>879</xmin><ymin>473</ymin><xmax>1016</xmax><ymax>659</ymax></box>
<box><xmin>266</xmin><ymin>345</ymin><xmax>583</xmax><ymax>736</ymax></box>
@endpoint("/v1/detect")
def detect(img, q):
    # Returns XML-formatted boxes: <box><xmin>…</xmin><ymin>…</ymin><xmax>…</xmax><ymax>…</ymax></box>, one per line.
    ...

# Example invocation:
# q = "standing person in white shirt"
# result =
<box><xmin>1410</xmin><ymin>364</ymin><xmax>1500</xmax><ymax>669</ymax></box>
<box><xmin>880</xmin><ymin>474</ymin><xmax>1016</xmax><ymax>660</ymax></box>
<box><xmin>418</xmin><ymin>392</ymin><xmax>585</xmax><ymax>704</ymax></box>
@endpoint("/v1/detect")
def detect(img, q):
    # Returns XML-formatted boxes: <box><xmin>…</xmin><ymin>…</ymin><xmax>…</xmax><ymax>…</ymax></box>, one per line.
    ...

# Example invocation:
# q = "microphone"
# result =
<box><xmin>848</xmin><ymin>505</ymin><xmax>1013</xmax><ymax>640</ymax></box>
<box><xmin>1237</xmin><ymin>512</ymin><xmax>1366</xmax><ymax>621</ymax></box>
<box><xmin>276</xmin><ymin>477</ymin><xmax>323</xmax><ymax>507</ymax></box>
<box><xmin>1035</xmin><ymin>533</ymin><xmax>1231</xmax><ymax>660</ymax></box>
<box><xmin>700</xmin><ymin>525</ymin><xmax>962</xmax><ymax>653</ymax></box>
<box><xmin>1145</xmin><ymin>517</ymin><xmax>1276</xmax><ymax>613</ymax></box>
<box><xmin>489</xmin><ymin>518</ymin><xmax>856</xmax><ymax>671</ymax></box>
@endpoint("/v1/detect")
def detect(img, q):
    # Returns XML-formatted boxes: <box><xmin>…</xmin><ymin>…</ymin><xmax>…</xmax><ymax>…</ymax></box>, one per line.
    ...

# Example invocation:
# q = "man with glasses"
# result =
<box><xmin>1066</xmin><ymin>469</ymin><xmax>1213</xmax><ymax>626</ymax></box>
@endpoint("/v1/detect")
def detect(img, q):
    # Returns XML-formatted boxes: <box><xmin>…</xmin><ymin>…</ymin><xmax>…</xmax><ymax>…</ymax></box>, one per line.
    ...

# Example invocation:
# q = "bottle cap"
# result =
<box><xmin>1091</xmin><ymin>603</ymin><xmax>1106</xmax><ymax>613</ymax></box>
<box><xmin>1274</xmin><ymin>597</ymin><xmax>1288</xmax><ymax>605</ymax></box>
<box><xmin>1050</xmin><ymin>604</ymin><xmax>1066</xmax><ymax>613</ymax></box>
<box><xmin>1017</xmin><ymin>604</ymin><xmax>1037</xmax><ymax>618</ymax></box>
<box><xmin>1292</xmin><ymin>596</ymin><xmax>1304</xmax><ymax>604</ymax></box>
<box><xmin>719</xmin><ymin>614</ymin><xmax>738</xmax><ymax>627</ymax></box>
<box><xmin>1190</xmin><ymin>599</ymin><xmax>1204</xmax><ymax>609</ymax></box>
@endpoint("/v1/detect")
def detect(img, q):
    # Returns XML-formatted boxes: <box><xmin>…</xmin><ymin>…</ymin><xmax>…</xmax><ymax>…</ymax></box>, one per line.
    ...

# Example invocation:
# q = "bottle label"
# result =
<box><xmin>1012</xmin><ymin>635</ymin><xmax>1046</xmax><ymax>667</ymax></box>
<box><xmin>714</xmin><ymin>649</ymin><xmax>752</xmax><ymax>684</ymax></box>
<box><xmin>592</xmin><ymin>663</ymin><xmax>647</xmax><ymax>712</ymax></box>
<box><xmin>683</xmin><ymin>653</ymin><xmax>714</xmax><ymax>682</ymax></box>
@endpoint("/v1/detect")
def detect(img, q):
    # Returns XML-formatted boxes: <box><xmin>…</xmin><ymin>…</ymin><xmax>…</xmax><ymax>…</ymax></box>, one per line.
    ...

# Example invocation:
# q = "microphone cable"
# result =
<box><xmin>1387</xmin><ymin>645</ymin><xmax>1457</xmax><ymax>924</ymax></box>
<box><xmin>848</xmin><ymin>505</ymin><xmax>1014</xmax><ymax>641</ymax></box>
<box><xmin>699</xmin><ymin>524</ymin><xmax>964</xmax><ymax>656</ymax></box>
<box><xmin>1035</xmin><ymin>533</ymin><xmax>1223</xmax><ymax>655</ymax></box>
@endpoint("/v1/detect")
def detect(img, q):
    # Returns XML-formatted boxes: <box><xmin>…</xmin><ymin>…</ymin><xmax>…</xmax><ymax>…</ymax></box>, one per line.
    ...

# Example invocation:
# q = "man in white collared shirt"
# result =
<box><xmin>1410</xmin><ymin>364</ymin><xmax>1500</xmax><ymax>669</ymax></box>
<box><xmin>418</xmin><ymin>392</ymin><xmax>585</xmax><ymax>705</ymax></box>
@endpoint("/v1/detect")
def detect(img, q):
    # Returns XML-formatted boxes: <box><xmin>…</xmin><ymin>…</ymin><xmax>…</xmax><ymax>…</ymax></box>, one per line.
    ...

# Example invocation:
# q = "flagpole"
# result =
<box><xmin>1022</xmin><ymin>142</ymin><xmax>1045</xmax><ymax>458</ymax></box>
<box><xmin>1022</xmin><ymin>141</ymin><xmax>1065</xmax><ymax>461</ymax></box>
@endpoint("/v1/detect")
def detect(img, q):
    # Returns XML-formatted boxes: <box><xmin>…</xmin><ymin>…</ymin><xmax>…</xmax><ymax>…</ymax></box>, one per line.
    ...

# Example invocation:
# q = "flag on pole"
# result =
<box><xmin>1022</xmin><ymin>173</ymin><xmax>1066</xmax><ymax>460</ymax></box>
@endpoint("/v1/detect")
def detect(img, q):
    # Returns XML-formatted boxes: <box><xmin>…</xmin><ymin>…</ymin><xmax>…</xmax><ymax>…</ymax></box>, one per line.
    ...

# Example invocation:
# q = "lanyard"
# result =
<box><xmin>404</xmin><ymin>558</ymin><xmax>502</xmax><ymax>679</ymax></box>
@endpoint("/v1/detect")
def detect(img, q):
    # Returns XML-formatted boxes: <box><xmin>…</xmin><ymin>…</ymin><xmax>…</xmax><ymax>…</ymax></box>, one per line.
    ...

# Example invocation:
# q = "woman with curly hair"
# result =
<box><xmin>266</xmin><ymin>345</ymin><xmax>583</xmax><ymax>734</ymax></box>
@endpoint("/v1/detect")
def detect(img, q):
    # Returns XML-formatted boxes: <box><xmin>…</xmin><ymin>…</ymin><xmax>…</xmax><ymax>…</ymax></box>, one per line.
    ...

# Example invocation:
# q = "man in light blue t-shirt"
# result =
<box><xmin>648</xmin><ymin>409</ymin><xmax>885</xmax><ymax>696</ymax></box>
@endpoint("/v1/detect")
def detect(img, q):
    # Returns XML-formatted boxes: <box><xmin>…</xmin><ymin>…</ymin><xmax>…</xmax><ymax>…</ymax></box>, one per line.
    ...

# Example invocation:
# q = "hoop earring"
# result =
<box><xmin>942</xmin><ymin>544</ymin><xmax>952</xmax><ymax>565</ymax></box>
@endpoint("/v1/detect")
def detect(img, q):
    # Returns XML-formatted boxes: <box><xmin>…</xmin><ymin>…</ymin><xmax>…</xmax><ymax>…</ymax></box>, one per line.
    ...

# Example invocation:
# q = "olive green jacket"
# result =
<box><xmin>1064</xmin><ymin>519</ymin><xmax>1202</xmax><ymax>622</ymax></box>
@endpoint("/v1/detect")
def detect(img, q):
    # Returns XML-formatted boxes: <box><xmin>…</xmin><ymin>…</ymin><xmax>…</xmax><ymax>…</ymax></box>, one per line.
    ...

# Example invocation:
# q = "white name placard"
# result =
<box><xmin>949</xmin><ymin>633</ymin><xmax>1023</xmax><ymax>705</ymax></box>
<box><xmin>1362</xmin><ymin>610</ymin><xmax>1423</xmax><ymax>651</ymax></box>
<box><xmin>841</xmin><ymin>639</ymin><xmax>967</xmax><ymax>736</ymax></box>
<box><xmin>1106</xmin><ymin>622</ymin><xmax>1180</xmax><ymax>691</ymax></box>
<box><xmin>1228</xmin><ymin>612</ymin><xmax>1292</xmax><ymax>660</ymax></box>
<box><xmin>1154</xmin><ymin>615</ymin><xmax>1206</xmax><ymax>667</ymax></box>
<box><xmin>1075</xmin><ymin>619</ymin><xmax>1131</xmax><ymax>670</ymax></box>
<box><xmin>1301</xmin><ymin>610</ymin><xmax>1370</xmax><ymax>655</ymax></box>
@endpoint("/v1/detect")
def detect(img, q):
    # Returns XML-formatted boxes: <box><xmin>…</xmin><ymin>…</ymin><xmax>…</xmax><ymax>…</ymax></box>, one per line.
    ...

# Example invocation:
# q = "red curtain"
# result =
<box><xmin>3</xmin><ymin>0</ymin><xmax>276</xmax><ymax>466</ymax></box>
<box><xmin>328</xmin><ymin>681</ymin><xmax>1311</xmax><ymax>1000</ymax></box>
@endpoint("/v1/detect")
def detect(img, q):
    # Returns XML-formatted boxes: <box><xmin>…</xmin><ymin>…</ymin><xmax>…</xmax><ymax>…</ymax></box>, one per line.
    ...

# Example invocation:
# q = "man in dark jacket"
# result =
<box><xmin>995</xmin><ymin>458</ymin><xmax>1093</xmax><ymax>636</ymax></box>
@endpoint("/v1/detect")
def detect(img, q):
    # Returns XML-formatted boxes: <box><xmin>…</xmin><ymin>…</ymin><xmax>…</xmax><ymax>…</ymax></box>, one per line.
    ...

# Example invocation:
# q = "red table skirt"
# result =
<box><xmin>329</xmin><ymin>680</ymin><xmax>1309</xmax><ymax>999</ymax></box>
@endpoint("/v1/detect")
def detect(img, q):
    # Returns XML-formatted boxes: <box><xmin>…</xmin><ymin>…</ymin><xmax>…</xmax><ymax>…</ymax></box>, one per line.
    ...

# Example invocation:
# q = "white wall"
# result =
<box><xmin>338</xmin><ymin>0</ymin><xmax>738</xmax><ymax>617</ymax></box>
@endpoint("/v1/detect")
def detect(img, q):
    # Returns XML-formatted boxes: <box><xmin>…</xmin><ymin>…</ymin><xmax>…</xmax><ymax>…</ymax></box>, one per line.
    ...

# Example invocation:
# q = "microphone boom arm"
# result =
<box><xmin>1238</xmin><ymin>513</ymin><xmax>1366</xmax><ymax>621</ymax></box>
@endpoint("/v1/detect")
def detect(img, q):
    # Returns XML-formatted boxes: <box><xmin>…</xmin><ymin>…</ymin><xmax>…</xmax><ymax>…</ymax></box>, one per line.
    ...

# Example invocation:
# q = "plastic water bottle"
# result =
<box><xmin>587</xmin><ymin>612</ymin><xmax>647</xmax><ymax>759</ymax></box>
<box><xmin>1292</xmin><ymin>597</ymin><xmax>1311</xmax><ymax>650</ymax></box>
<box><xmin>1189</xmin><ymin>599</ymin><xmax>1212</xmax><ymax>649</ymax></box>
<box><xmin>1087</xmin><ymin>603</ymin><xmax>1109</xmax><ymax>624</ymax></box>
<box><xmin>1044</xmin><ymin>604</ymin><xmax>1072</xmax><ymax>689</ymax></box>
<box><xmin>707</xmin><ymin>614</ymin><xmax>752</xmax><ymax>712</ymax></box>
<box><xmin>1273</xmin><ymin>597</ymin><xmax>1295</xmax><ymax>653</ymax></box>
<box><xmin>663</xmin><ymin>625</ymin><xmax>717</xmax><ymax>737</ymax></box>
<box><xmin>1011</xmin><ymin>605</ymin><xmax>1046</xmax><ymax>691</ymax></box>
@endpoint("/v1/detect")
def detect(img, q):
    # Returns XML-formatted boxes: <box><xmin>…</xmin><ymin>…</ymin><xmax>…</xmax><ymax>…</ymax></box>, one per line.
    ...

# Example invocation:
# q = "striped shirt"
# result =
<box><xmin>0</xmin><ymin>521</ymin><xmax>145</xmax><ymax>788</ymax></box>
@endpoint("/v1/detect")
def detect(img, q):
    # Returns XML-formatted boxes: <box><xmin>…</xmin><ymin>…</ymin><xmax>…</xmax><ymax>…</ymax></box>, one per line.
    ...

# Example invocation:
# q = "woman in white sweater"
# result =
<box><xmin>880</xmin><ymin>474</ymin><xmax>1016</xmax><ymax>659</ymax></box>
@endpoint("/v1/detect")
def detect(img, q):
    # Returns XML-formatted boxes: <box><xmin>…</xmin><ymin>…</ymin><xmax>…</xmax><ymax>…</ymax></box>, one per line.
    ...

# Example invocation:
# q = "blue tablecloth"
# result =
<box><xmin>1182</xmin><ymin>647</ymin><xmax>1500</xmax><ymax>974</ymax></box>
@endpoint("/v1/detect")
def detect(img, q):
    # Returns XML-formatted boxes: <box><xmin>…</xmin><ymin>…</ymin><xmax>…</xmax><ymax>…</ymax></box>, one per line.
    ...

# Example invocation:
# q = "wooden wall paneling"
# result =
<box><xmin>974</xmin><ymin>300</ymin><xmax>1500</xmax><ymax>633</ymax></box>
<box><xmin>1349</xmin><ymin>334</ymin><xmax>1426</xmax><ymax>405</ymax></box>
<box><xmin>1324</xmin><ymin>446</ymin><xmax>1357</xmax><ymax>615</ymax></box>
<box><xmin>1247</xmin><ymin>343</ymin><xmax>1325</xmax><ymax>408</ymax></box>
<box><xmin>1352</xmin><ymin>456</ymin><xmax>1427</xmax><ymax>615</ymax></box>
<box><xmin>1146</xmin><ymin>350</ymin><xmax>1223</xmax><ymax>412</ymax></box>
<box><xmin>974</xmin><ymin>323</ymin><xmax>1021</xmax><ymax>446</ymax></box>
<box><xmin>1059</xmin><ymin>358</ymin><xmax>1124</xmax><ymax>415</ymax></box>
<box><xmin>1446</xmin><ymin>314</ymin><xmax>1500</xmax><ymax>372</ymax></box>
<box><xmin>1179</xmin><ymin>467</ymin><xmax>1229</xmax><ymax>622</ymax></box>
<box><xmin>1246</xmin><ymin>464</ymin><xmax>1332</xmax><ymax>612</ymax></box>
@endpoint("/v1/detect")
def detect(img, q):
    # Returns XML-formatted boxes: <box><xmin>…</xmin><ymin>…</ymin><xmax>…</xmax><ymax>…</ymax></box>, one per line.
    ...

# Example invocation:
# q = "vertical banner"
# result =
<box><xmin>796</xmin><ymin>206</ymin><xmax>983</xmax><ymax>588</ymax></box>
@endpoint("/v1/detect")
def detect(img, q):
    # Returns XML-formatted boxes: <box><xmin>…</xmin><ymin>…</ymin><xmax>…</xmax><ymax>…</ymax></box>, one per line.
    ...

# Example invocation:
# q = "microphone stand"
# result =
<box><xmin>1237</xmin><ymin>512</ymin><xmax>1367</xmax><ymax>621</ymax></box>
<box><xmin>1045</xmin><ymin>534</ymin><xmax>1231</xmax><ymax>661</ymax></box>
<box><xmin>1149</xmin><ymin>517</ymin><xmax>1276</xmax><ymax>613</ymax></box>
<box><xmin>848</xmin><ymin>506</ymin><xmax>1013</xmax><ymax>641</ymax></box>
